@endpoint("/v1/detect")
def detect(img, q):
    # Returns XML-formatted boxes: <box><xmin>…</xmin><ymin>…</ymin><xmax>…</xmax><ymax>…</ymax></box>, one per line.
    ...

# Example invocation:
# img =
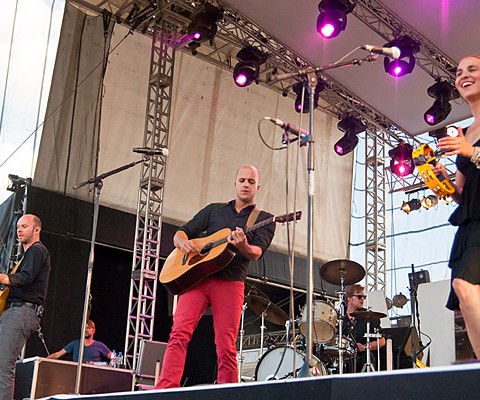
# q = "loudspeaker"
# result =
<box><xmin>408</xmin><ymin>270</ymin><xmax>430</xmax><ymax>287</ymax></box>
<box><xmin>136</xmin><ymin>340</ymin><xmax>167</xmax><ymax>378</ymax></box>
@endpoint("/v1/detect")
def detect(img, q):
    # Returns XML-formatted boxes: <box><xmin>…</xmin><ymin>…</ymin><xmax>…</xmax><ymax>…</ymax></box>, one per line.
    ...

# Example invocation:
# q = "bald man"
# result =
<box><xmin>0</xmin><ymin>214</ymin><xmax>51</xmax><ymax>400</ymax></box>
<box><xmin>156</xmin><ymin>165</ymin><xmax>275</xmax><ymax>388</ymax></box>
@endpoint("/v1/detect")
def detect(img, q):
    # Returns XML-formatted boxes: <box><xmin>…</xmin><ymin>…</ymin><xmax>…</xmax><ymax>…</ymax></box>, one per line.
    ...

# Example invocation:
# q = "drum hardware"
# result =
<box><xmin>238</xmin><ymin>283</ymin><xmax>272</xmax><ymax>381</ymax></box>
<box><xmin>320</xmin><ymin>259</ymin><xmax>365</xmax><ymax>374</ymax></box>
<box><xmin>351</xmin><ymin>309</ymin><xmax>386</xmax><ymax>373</ymax></box>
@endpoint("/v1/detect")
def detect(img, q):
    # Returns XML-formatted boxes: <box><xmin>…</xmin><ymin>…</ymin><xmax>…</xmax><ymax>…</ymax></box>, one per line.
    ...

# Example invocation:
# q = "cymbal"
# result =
<box><xmin>247</xmin><ymin>295</ymin><xmax>288</xmax><ymax>326</ymax></box>
<box><xmin>319</xmin><ymin>259</ymin><xmax>365</xmax><ymax>285</ymax></box>
<box><xmin>351</xmin><ymin>310</ymin><xmax>387</xmax><ymax>320</ymax></box>
<box><xmin>245</xmin><ymin>282</ymin><xmax>269</xmax><ymax>300</ymax></box>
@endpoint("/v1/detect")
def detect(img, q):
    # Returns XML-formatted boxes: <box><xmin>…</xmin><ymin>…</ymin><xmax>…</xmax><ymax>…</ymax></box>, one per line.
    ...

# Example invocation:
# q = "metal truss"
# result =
<box><xmin>124</xmin><ymin>20</ymin><xmax>174</xmax><ymax>371</ymax></box>
<box><xmin>364</xmin><ymin>129</ymin><xmax>387</xmax><ymax>292</ymax></box>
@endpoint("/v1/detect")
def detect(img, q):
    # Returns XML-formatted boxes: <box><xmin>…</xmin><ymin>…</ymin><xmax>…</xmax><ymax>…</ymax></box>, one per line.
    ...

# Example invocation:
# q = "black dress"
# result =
<box><xmin>446</xmin><ymin>137</ymin><xmax>480</xmax><ymax>310</ymax></box>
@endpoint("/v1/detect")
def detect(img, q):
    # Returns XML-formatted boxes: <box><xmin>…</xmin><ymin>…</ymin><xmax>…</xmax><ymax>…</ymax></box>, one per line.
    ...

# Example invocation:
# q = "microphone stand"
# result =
<box><xmin>72</xmin><ymin>157</ymin><xmax>146</xmax><ymax>394</ymax></box>
<box><xmin>277</xmin><ymin>54</ymin><xmax>378</xmax><ymax>378</ymax></box>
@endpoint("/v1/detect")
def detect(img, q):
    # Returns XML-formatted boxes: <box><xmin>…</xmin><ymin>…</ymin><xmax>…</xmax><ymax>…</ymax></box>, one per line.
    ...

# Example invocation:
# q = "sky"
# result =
<box><xmin>0</xmin><ymin>0</ymin><xmax>65</xmax><ymax>203</ymax></box>
<box><xmin>0</xmin><ymin>0</ymin><xmax>473</xmax><ymax>322</ymax></box>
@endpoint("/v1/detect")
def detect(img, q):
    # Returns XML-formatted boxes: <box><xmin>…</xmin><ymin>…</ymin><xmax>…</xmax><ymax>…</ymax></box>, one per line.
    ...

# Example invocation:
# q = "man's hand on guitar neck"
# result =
<box><xmin>228</xmin><ymin>227</ymin><xmax>262</xmax><ymax>261</ymax></box>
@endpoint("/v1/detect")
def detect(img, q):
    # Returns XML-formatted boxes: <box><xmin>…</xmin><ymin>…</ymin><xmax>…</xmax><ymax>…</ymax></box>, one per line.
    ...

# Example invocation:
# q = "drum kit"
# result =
<box><xmin>241</xmin><ymin>259</ymin><xmax>387</xmax><ymax>381</ymax></box>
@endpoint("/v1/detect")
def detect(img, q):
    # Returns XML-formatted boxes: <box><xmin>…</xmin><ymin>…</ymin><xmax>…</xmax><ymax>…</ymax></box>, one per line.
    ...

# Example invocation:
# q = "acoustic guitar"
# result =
<box><xmin>0</xmin><ymin>256</ymin><xmax>23</xmax><ymax>314</ymax></box>
<box><xmin>159</xmin><ymin>211</ymin><xmax>301</xmax><ymax>295</ymax></box>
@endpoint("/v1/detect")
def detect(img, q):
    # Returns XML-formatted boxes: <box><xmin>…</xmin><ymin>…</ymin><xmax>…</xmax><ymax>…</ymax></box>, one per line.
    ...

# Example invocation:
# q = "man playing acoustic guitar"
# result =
<box><xmin>0</xmin><ymin>214</ymin><xmax>51</xmax><ymax>400</ymax></box>
<box><xmin>156</xmin><ymin>164</ymin><xmax>276</xmax><ymax>388</ymax></box>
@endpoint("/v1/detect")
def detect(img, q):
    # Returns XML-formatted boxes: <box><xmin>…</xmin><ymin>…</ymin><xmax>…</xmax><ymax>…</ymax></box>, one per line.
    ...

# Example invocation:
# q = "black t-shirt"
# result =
<box><xmin>8</xmin><ymin>241</ymin><xmax>51</xmax><ymax>305</ymax></box>
<box><xmin>178</xmin><ymin>200</ymin><xmax>275</xmax><ymax>281</ymax></box>
<box><xmin>342</xmin><ymin>309</ymin><xmax>382</xmax><ymax>346</ymax></box>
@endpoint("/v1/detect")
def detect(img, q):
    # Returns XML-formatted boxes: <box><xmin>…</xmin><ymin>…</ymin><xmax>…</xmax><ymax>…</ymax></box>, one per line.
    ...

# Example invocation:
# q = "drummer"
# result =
<box><xmin>343</xmin><ymin>284</ymin><xmax>386</xmax><ymax>372</ymax></box>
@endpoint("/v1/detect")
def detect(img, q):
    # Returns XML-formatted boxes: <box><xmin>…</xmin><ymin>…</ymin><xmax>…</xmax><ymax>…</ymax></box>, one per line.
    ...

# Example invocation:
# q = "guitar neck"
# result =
<box><xmin>209</xmin><ymin>216</ymin><xmax>275</xmax><ymax>249</ymax></box>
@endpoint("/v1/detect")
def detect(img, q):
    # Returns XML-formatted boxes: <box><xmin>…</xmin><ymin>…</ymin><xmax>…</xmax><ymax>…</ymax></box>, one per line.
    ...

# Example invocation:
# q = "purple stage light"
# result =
<box><xmin>425</xmin><ymin>114</ymin><xmax>435</xmax><ymax>125</ymax></box>
<box><xmin>235</xmin><ymin>74</ymin><xmax>248</xmax><ymax>87</ymax></box>
<box><xmin>193</xmin><ymin>32</ymin><xmax>201</xmax><ymax>40</ymax></box>
<box><xmin>389</xmin><ymin>142</ymin><xmax>414</xmax><ymax>177</ymax></box>
<box><xmin>320</xmin><ymin>23</ymin><xmax>335</xmax><ymax>38</ymax></box>
<box><xmin>334</xmin><ymin>144</ymin><xmax>344</xmax><ymax>155</ymax></box>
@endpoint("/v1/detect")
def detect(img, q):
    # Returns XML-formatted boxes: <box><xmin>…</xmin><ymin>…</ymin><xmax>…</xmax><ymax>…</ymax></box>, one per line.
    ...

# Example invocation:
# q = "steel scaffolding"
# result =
<box><xmin>124</xmin><ymin>20</ymin><xmax>175</xmax><ymax>371</ymax></box>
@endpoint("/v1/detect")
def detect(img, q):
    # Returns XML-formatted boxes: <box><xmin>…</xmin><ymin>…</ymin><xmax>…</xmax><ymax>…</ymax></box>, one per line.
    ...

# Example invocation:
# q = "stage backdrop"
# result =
<box><xmin>34</xmin><ymin>3</ymin><xmax>354</xmax><ymax>266</ymax></box>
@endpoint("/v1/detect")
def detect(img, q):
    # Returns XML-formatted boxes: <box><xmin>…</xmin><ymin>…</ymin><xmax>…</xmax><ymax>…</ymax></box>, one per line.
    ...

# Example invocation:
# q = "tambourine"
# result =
<box><xmin>412</xmin><ymin>143</ymin><xmax>455</xmax><ymax>199</ymax></box>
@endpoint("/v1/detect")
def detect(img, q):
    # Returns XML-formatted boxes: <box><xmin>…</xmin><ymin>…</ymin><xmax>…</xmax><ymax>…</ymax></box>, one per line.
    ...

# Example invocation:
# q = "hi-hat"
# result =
<box><xmin>247</xmin><ymin>295</ymin><xmax>288</xmax><ymax>326</ymax></box>
<box><xmin>245</xmin><ymin>282</ymin><xmax>269</xmax><ymax>300</ymax></box>
<box><xmin>319</xmin><ymin>259</ymin><xmax>365</xmax><ymax>285</ymax></box>
<box><xmin>351</xmin><ymin>310</ymin><xmax>387</xmax><ymax>320</ymax></box>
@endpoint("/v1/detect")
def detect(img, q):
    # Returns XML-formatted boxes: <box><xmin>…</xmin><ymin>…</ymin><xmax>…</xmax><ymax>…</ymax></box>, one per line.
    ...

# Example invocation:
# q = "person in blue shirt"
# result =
<box><xmin>48</xmin><ymin>319</ymin><xmax>112</xmax><ymax>364</ymax></box>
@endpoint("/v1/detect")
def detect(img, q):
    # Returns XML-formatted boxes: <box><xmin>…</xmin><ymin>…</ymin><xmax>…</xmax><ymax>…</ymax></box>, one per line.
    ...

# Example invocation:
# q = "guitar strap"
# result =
<box><xmin>246</xmin><ymin>207</ymin><xmax>261</xmax><ymax>228</ymax></box>
<box><xmin>10</xmin><ymin>255</ymin><xmax>24</xmax><ymax>275</ymax></box>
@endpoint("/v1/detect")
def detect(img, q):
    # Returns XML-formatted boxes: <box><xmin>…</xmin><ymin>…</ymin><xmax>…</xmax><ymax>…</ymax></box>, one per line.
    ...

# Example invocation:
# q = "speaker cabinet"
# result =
<box><xmin>14</xmin><ymin>357</ymin><xmax>134</xmax><ymax>399</ymax></box>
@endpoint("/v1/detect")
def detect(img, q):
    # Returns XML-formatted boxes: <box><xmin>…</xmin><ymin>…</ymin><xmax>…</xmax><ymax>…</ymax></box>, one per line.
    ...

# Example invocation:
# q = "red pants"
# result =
<box><xmin>156</xmin><ymin>277</ymin><xmax>244</xmax><ymax>388</ymax></box>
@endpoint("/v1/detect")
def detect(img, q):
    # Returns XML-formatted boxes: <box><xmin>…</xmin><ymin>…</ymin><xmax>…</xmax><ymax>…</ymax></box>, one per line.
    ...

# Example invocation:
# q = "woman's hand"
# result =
<box><xmin>438</xmin><ymin>127</ymin><xmax>475</xmax><ymax>158</ymax></box>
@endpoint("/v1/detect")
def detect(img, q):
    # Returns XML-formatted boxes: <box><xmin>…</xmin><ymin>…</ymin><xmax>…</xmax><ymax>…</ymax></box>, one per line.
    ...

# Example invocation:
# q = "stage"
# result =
<box><xmin>41</xmin><ymin>362</ymin><xmax>479</xmax><ymax>400</ymax></box>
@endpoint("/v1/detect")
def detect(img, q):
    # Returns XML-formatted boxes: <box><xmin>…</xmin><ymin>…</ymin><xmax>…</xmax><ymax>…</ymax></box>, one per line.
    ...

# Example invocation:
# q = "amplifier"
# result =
<box><xmin>14</xmin><ymin>356</ymin><xmax>134</xmax><ymax>399</ymax></box>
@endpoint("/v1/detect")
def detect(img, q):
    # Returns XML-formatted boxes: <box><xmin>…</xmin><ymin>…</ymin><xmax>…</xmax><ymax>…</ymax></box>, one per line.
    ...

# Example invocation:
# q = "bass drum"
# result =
<box><xmin>254</xmin><ymin>346</ymin><xmax>326</xmax><ymax>381</ymax></box>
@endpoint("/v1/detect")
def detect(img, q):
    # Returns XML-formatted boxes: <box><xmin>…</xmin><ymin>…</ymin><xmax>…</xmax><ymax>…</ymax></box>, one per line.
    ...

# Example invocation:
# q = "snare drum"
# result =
<box><xmin>299</xmin><ymin>300</ymin><xmax>338</xmax><ymax>343</ymax></box>
<box><xmin>254</xmin><ymin>346</ymin><xmax>326</xmax><ymax>381</ymax></box>
<box><xmin>319</xmin><ymin>335</ymin><xmax>356</xmax><ymax>362</ymax></box>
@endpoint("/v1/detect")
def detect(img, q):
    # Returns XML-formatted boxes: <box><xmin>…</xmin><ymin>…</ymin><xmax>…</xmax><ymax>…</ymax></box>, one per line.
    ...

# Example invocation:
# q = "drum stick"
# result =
<box><xmin>386</xmin><ymin>338</ymin><xmax>393</xmax><ymax>371</ymax></box>
<box><xmin>154</xmin><ymin>360</ymin><xmax>161</xmax><ymax>386</ymax></box>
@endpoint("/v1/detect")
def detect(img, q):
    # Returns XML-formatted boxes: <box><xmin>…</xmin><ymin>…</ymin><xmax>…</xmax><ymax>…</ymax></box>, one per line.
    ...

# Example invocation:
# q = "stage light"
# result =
<box><xmin>334</xmin><ymin>114</ymin><xmax>366</xmax><ymax>156</ymax></box>
<box><xmin>424</xmin><ymin>80</ymin><xmax>459</xmax><ymax>126</ymax></box>
<box><xmin>383</xmin><ymin>36</ymin><xmax>420</xmax><ymax>77</ymax></box>
<box><xmin>316</xmin><ymin>0</ymin><xmax>356</xmax><ymax>39</ymax></box>
<box><xmin>421</xmin><ymin>195</ymin><xmax>438</xmax><ymax>209</ymax></box>
<box><xmin>233</xmin><ymin>45</ymin><xmax>267</xmax><ymax>87</ymax></box>
<box><xmin>389</xmin><ymin>142</ymin><xmax>415</xmax><ymax>177</ymax></box>
<box><xmin>187</xmin><ymin>5</ymin><xmax>224</xmax><ymax>55</ymax></box>
<box><xmin>401</xmin><ymin>199</ymin><xmax>421</xmax><ymax>214</ymax></box>
<box><xmin>292</xmin><ymin>78</ymin><xmax>325</xmax><ymax>113</ymax></box>
<box><xmin>392</xmin><ymin>292</ymin><xmax>408</xmax><ymax>308</ymax></box>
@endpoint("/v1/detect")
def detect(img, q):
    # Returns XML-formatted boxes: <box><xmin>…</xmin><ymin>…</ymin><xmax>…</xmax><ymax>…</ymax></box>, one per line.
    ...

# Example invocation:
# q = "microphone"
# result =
<box><xmin>133</xmin><ymin>147</ymin><xmax>169</xmax><ymax>156</ymax></box>
<box><xmin>265</xmin><ymin>117</ymin><xmax>310</xmax><ymax>146</ymax></box>
<box><xmin>361</xmin><ymin>45</ymin><xmax>401</xmax><ymax>59</ymax></box>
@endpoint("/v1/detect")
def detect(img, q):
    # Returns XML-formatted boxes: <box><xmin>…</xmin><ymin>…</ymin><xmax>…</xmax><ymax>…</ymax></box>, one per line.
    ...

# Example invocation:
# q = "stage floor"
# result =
<box><xmin>43</xmin><ymin>362</ymin><xmax>480</xmax><ymax>400</ymax></box>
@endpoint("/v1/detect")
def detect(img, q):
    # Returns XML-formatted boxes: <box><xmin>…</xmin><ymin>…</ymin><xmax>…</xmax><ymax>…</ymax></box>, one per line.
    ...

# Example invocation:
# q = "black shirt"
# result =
<box><xmin>342</xmin><ymin>308</ymin><xmax>382</xmax><ymax>346</ymax></box>
<box><xmin>178</xmin><ymin>200</ymin><xmax>275</xmax><ymax>281</ymax></box>
<box><xmin>8</xmin><ymin>241</ymin><xmax>51</xmax><ymax>306</ymax></box>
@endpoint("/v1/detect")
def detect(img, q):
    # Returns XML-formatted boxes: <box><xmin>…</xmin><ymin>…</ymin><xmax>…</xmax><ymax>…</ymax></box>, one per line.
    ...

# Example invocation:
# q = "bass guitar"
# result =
<box><xmin>159</xmin><ymin>211</ymin><xmax>302</xmax><ymax>295</ymax></box>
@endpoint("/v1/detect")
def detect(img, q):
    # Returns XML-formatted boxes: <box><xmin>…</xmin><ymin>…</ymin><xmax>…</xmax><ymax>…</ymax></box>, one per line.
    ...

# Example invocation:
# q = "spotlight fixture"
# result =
<box><xmin>383</xmin><ymin>36</ymin><xmax>420</xmax><ymax>77</ymax></box>
<box><xmin>292</xmin><ymin>78</ymin><xmax>325</xmax><ymax>113</ymax></box>
<box><xmin>424</xmin><ymin>80</ymin><xmax>459</xmax><ymax>126</ymax></box>
<box><xmin>421</xmin><ymin>194</ymin><xmax>439</xmax><ymax>209</ymax></box>
<box><xmin>233</xmin><ymin>45</ymin><xmax>267</xmax><ymax>87</ymax></box>
<box><xmin>187</xmin><ymin>4</ymin><xmax>224</xmax><ymax>55</ymax></box>
<box><xmin>316</xmin><ymin>0</ymin><xmax>356</xmax><ymax>39</ymax></box>
<box><xmin>389</xmin><ymin>142</ymin><xmax>415</xmax><ymax>177</ymax></box>
<box><xmin>334</xmin><ymin>114</ymin><xmax>366</xmax><ymax>156</ymax></box>
<box><xmin>401</xmin><ymin>199</ymin><xmax>421</xmax><ymax>214</ymax></box>
<box><xmin>392</xmin><ymin>292</ymin><xmax>408</xmax><ymax>308</ymax></box>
